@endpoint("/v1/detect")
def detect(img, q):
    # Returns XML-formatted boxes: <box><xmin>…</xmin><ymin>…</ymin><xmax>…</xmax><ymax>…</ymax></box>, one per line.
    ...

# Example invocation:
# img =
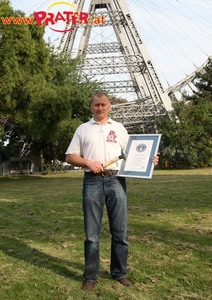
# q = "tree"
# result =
<box><xmin>109</xmin><ymin>96</ymin><xmax>128</xmax><ymax>105</ymax></box>
<box><xmin>156</xmin><ymin>59</ymin><xmax>212</xmax><ymax>168</ymax></box>
<box><xmin>0</xmin><ymin>0</ymin><xmax>52</xmax><ymax>158</ymax></box>
<box><xmin>0</xmin><ymin>1</ymin><xmax>100</xmax><ymax>168</ymax></box>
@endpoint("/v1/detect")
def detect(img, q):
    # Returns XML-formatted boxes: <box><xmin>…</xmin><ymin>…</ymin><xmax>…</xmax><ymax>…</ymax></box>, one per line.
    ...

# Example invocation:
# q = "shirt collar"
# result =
<box><xmin>90</xmin><ymin>117</ymin><xmax>112</xmax><ymax>125</ymax></box>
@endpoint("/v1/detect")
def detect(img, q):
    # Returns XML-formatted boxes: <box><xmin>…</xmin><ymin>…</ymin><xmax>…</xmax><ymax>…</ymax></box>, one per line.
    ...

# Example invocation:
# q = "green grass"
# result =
<box><xmin>0</xmin><ymin>169</ymin><xmax>212</xmax><ymax>300</ymax></box>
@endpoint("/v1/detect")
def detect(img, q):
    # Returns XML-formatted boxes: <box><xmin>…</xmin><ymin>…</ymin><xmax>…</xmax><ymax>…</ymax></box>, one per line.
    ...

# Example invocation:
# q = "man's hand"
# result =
<box><xmin>152</xmin><ymin>153</ymin><xmax>160</xmax><ymax>166</ymax></box>
<box><xmin>87</xmin><ymin>161</ymin><xmax>103</xmax><ymax>173</ymax></box>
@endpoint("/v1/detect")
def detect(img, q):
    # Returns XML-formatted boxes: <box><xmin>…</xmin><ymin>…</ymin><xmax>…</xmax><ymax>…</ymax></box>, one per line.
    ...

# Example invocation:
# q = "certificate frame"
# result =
<box><xmin>117</xmin><ymin>134</ymin><xmax>161</xmax><ymax>179</ymax></box>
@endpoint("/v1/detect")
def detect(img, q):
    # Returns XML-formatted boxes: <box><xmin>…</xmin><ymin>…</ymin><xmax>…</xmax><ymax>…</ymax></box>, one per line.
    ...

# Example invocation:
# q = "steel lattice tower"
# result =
<box><xmin>58</xmin><ymin>0</ymin><xmax>173</xmax><ymax>133</ymax></box>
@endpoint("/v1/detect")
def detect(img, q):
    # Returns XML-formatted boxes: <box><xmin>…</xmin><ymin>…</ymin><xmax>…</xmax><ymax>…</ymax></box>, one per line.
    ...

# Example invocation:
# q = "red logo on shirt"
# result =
<box><xmin>106</xmin><ymin>130</ymin><xmax>117</xmax><ymax>143</ymax></box>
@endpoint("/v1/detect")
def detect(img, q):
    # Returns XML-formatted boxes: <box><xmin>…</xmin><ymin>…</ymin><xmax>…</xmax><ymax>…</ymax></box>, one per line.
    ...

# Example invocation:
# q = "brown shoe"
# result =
<box><xmin>82</xmin><ymin>280</ymin><xmax>96</xmax><ymax>291</ymax></box>
<box><xmin>117</xmin><ymin>277</ymin><xmax>132</xmax><ymax>286</ymax></box>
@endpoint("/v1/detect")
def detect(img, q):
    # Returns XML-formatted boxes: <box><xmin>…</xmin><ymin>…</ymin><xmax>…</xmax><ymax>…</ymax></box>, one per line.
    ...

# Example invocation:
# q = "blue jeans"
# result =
<box><xmin>82</xmin><ymin>173</ymin><xmax>128</xmax><ymax>281</ymax></box>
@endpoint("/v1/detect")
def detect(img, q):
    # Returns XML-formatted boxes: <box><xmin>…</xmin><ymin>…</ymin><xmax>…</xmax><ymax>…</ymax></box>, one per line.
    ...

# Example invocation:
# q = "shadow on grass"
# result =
<box><xmin>127</xmin><ymin>221</ymin><xmax>212</xmax><ymax>254</ymax></box>
<box><xmin>0</xmin><ymin>234</ymin><xmax>84</xmax><ymax>282</ymax></box>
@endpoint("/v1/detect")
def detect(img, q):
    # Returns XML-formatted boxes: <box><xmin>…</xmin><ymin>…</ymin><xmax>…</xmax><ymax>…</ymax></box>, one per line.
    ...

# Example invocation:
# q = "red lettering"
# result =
<box><xmin>1</xmin><ymin>16</ymin><xmax>35</xmax><ymax>26</ymax></box>
<box><xmin>63</xmin><ymin>11</ymin><xmax>73</xmax><ymax>24</ymax></box>
<box><xmin>1</xmin><ymin>17</ymin><xmax>13</xmax><ymax>25</ymax></box>
<box><xmin>71</xmin><ymin>12</ymin><xmax>79</xmax><ymax>23</ymax></box>
<box><xmin>93</xmin><ymin>17</ymin><xmax>100</xmax><ymax>25</ymax></box>
<box><xmin>12</xmin><ymin>17</ymin><xmax>23</xmax><ymax>25</ymax></box>
<box><xmin>23</xmin><ymin>17</ymin><xmax>34</xmax><ymax>25</ymax></box>
<box><xmin>34</xmin><ymin>11</ymin><xmax>47</xmax><ymax>26</ymax></box>
<box><xmin>79</xmin><ymin>12</ymin><xmax>89</xmax><ymax>24</ymax></box>
<box><xmin>101</xmin><ymin>15</ymin><xmax>106</xmax><ymax>25</ymax></box>
<box><xmin>44</xmin><ymin>13</ymin><xmax>55</xmax><ymax>26</ymax></box>
<box><xmin>54</xmin><ymin>11</ymin><xmax>66</xmax><ymax>23</ymax></box>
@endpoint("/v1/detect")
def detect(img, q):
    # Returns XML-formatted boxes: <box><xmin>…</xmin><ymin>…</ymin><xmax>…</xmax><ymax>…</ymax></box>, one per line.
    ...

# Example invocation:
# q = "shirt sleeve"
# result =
<box><xmin>65</xmin><ymin>128</ymin><xmax>81</xmax><ymax>156</ymax></box>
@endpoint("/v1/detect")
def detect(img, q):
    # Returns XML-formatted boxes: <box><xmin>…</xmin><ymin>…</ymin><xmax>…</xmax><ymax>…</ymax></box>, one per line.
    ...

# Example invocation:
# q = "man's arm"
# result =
<box><xmin>66</xmin><ymin>154</ymin><xmax>103</xmax><ymax>173</ymax></box>
<box><xmin>66</xmin><ymin>154</ymin><xmax>90</xmax><ymax>168</ymax></box>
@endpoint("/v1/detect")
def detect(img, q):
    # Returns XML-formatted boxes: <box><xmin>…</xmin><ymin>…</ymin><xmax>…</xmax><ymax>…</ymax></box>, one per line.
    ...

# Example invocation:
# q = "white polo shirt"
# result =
<box><xmin>65</xmin><ymin>117</ymin><xmax>128</xmax><ymax>170</ymax></box>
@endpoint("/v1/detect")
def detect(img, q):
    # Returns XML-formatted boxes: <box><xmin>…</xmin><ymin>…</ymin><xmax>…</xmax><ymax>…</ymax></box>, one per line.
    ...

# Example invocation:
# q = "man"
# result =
<box><xmin>65</xmin><ymin>92</ymin><xmax>158</xmax><ymax>292</ymax></box>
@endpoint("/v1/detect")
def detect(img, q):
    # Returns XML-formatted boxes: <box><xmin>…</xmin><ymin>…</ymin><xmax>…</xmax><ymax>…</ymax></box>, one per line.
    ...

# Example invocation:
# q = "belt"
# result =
<box><xmin>84</xmin><ymin>170</ymin><xmax>118</xmax><ymax>177</ymax></box>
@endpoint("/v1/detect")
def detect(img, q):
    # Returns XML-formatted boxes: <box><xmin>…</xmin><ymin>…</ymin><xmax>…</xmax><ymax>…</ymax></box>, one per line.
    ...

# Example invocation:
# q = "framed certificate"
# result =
<box><xmin>117</xmin><ymin>134</ymin><xmax>161</xmax><ymax>179</ymax></box>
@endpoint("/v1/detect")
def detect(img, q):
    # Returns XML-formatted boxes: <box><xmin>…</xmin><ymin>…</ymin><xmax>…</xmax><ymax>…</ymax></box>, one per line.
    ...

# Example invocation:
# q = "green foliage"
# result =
<box><xmin>157</xmin><ymin>59</ymin><xmax>212</xmax><ymax>168</ymax></box>
<box><xmin>0</xmin><ymin>1</ymin><xmax>100</xmax><ymax>164</ymax></box>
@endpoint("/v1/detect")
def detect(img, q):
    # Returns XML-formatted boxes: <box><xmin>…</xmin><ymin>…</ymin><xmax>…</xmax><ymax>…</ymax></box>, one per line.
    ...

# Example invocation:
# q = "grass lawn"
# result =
<box><xmin>0</xmin><ymin>169</ymin><xmax>212</xmax><ymax>300</ymax></box>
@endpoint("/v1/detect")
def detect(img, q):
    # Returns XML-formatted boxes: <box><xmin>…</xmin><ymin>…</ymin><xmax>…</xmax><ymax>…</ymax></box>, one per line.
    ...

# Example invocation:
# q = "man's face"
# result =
<box><xmin>91</xmin><ymin>95</ymin><xmax>111</xmax><ymax>122</ymax></box>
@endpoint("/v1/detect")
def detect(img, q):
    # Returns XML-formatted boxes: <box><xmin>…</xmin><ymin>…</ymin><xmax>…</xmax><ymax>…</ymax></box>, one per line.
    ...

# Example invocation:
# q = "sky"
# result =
<box><xmin>9</xmin><ymin>0</ymin><xmax>212</xmax><ymax>90</ymax></box>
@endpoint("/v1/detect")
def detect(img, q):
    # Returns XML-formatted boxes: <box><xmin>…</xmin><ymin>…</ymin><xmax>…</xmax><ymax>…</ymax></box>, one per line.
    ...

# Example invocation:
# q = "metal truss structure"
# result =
<box><xmin>112</xmin><ymin>55</ymin><xmax>211</xmax><ymax>132</ymax></box>
<box><xmin>166</xmin><ymin>55</ymin><xmax>212</xmax><ymax>99</ymax></box>
<box><xmin>58</xmin><ymin>0</ymin><xmax>209</xmax><ymax>133</ymax></box>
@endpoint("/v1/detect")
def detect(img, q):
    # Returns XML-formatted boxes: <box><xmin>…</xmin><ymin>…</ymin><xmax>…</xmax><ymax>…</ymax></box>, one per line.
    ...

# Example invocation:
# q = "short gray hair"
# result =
<box><xmin>91</xmin><ymin>91</ymin><xmax>109</xmax><ymax>101</ymax></box>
